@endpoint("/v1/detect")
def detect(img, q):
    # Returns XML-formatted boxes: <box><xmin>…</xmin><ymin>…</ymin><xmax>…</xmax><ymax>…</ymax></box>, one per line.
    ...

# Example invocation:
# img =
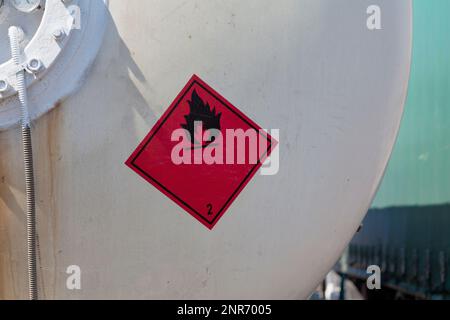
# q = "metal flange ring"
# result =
<box><xmin>0</xmin><ymin>0</ymin><xmax>108</xmax><ymax>130</ymax></box>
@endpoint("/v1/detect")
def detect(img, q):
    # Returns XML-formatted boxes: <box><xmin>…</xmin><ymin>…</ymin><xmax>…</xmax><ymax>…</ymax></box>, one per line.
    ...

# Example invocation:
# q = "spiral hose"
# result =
<box><xmin>9</xmin><ymin>26</ymin><xmax>38</xmax><ymax>301</ymax></box>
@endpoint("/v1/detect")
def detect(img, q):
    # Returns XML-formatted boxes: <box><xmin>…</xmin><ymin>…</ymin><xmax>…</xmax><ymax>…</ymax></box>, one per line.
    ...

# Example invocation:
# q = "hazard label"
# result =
<box><xmin>126</xmin><ymin>75</ymin><xmax>276</xmax><ymax>229</ymax></box>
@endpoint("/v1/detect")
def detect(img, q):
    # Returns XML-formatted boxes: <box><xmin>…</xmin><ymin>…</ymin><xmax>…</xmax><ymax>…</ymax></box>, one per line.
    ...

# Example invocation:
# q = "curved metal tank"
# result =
<box><xmin>0</xmin><ymin>0</ymin><xmax>412</xmax><ymax>299</ymax></box>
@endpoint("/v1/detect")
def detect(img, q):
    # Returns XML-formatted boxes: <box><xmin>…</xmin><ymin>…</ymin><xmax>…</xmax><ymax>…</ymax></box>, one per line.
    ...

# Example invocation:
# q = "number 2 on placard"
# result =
<box><xmin>206</xmin><ymin>204</ymin><xmax>213</xmax><ymax>216</ymax></box>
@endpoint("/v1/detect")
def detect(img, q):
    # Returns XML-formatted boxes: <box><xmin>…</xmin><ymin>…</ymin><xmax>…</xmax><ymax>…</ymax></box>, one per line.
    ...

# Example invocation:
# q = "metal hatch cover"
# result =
<box><xmin>0</xmin><ymin>0</ymin><xmax>108</xmax><ymax>130</ymax></box>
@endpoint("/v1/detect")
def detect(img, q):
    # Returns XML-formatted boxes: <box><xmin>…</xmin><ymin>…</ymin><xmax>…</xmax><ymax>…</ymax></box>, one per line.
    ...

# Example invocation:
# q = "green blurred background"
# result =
<box><xmin>339</xmin><ymin>0</ymin><xmax>450</xmax><ymax>300</ymax></box>
<box><xmin>373</xmin><ymin>0</ymin><xmax>450</xmax><ymax>207</ymax></box>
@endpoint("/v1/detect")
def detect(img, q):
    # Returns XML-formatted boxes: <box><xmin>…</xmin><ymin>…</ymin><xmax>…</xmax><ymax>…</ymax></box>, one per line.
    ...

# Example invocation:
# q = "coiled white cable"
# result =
<box><xmin>9</xmin><ymin>25</ymin><xmax>38</xmax><ymax>301</ymax></box>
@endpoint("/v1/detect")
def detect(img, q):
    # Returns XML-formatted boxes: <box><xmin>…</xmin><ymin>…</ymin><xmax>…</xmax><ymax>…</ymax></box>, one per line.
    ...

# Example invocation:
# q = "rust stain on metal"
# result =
<box><xmin>0</xmin><ymin>126</ymin><xmax>24</xmax><ymax>299</ymax></box>
<box><xmin>40</xmin><ymin>101</ymin><xmax>64</xmax><ymax>298</ymax></box>
<box><xmin>0</xmin><ymin>101</ymin><xmax>64</xmax><ymax>299</ymax></box>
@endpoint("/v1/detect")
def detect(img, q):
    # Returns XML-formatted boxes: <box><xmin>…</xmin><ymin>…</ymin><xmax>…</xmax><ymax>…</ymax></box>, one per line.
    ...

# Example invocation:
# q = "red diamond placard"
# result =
<box><xmin>126</xmin><ymin>75</ymin><xmax>276</xmax><ymax>229</ymax></box>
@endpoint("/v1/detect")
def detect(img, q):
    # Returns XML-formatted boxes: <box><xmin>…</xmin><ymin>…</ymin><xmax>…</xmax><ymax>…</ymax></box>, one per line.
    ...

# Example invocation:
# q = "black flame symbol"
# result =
<box><xmin>181</xmin><ymin>90</ymin><xmax>222</xmax><ymax>148</ymax></box>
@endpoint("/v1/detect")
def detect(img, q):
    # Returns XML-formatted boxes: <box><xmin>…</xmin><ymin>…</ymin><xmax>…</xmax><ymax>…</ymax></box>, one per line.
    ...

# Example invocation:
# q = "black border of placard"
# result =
<box><xmin>130</xmin><ymin>78</ymin><xmax>273</xmax><ymax>228</ymax></box>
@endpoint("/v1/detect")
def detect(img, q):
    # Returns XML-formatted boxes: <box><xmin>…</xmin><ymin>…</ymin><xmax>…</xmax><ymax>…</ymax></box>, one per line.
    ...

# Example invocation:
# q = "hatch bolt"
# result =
<box><xmin>53</xmin><ymin>28</ymin><xmax>65</xmax><ymax>41</ymax></box>
<box><xmin>0</xmin><ymin>79</ymin><xmax>9</xmax><ymax>93</ymax></box>
<box><xmin>26</xmin><ymin>58</ymin><xmax>43</xmax><ymax>73</ymax></box>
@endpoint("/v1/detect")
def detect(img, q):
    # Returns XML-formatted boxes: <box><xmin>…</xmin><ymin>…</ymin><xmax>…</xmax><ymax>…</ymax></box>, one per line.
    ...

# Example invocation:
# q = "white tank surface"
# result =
<box><xmin>0</xmin><ymin>0</ymin><xmax>411</xmax><ymax>299</ymax></box>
